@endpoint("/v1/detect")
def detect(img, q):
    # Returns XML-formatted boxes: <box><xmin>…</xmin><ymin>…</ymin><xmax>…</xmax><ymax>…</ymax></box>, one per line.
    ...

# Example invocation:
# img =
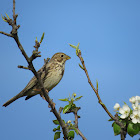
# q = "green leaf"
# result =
<box><xmin>127</xmin><ymin>123</ymin><xmax>139</xmax><ymax>137</ymax></box>
<box><xmin>73</xmin><ymin>128</ymin><xmax>79</xmax><ymax>135</ymax></box>
<box><xmin>123</xmin><ymin>102</ymin><xmax>127</xmax><ymax>105</ymax></box>
<box><xmin>53</xmin><ymin>125</ymin><xmax>60</xmax><ymax>132</ymax></box>
<box><xmin>77</xmin><ymin>42</ymin><xmax>80</xmax><ymax>48</ymax></box>
<box><xmin>113</xmin><ymin>123</ymin><xmax>121</xmax><ymax>136</ymax></box>
<box><xmin>71</xmin><ymin>98</ymin><xmax>74</xmax><ymax>103</ymax></box>
<box><xmin>76</xmin><ymin>48</ymin><xmax>80</xmax><ymax>56</ymax></box>
<box><xmin>59</xmin><ymin>98</ymin><xmax>69</xmax><ymax>102</ymax></box>
<box><xmin>5</xmin><ymin>13</ymin><xmax>9</xmax><ymax>19</ymax></box>
<box><xmin>74</xmin><ymin>96</ymin><xmax>83</xmax><ymax>101</ymax></box>
<box><xmin>138</xmin><ymin>123</ymin><xmax>140</xmax><ymax>131</ymax></box>
<box><xmin>53</xmin><ymin>120</ymin><xmax>59</xmax><ymax>125</ymax></box>
<box><xmin>68</xmin><ymin>131</ymin><xmax>75</xmax><ymax>139</ymax></box>
<box><xmin>121</xmin><ymin>120</ymin><xmax>127</xmax><ymax>127</ymax></box>
<box><xmin>53</xmin><ymin>128</ymin><xmax>57</xmax><ymax>132</ymax></box>
<box><xmin>112</xmin><ymin>122</ymin><xmax>115</xmax><ymax>127</ymax></box>
<box><xmin>54</xmin><ymin>132</ymin><xmax>61</xmax><ymax>140</ymax></box>
<box><xmin>40</xmin><ymin>32</ymin><xmax>45</xmax><ymax>44</ymax></box>
<box><xmin>79</xmin><ymin>63</ymin><xmax>84</xmax><ymax>70</ymax></box>
<box><xmin>69</xmin><ymin>44</ymin><xmax>77</xmax><ymax>49</ymax></box>
<box><xmin>1</xmin><ymin>14</ymin><xmax>7</xmax><ymax>22</ymax></box>
<box><xmin>108</xmin><ymin>118</ymin><xmax>113</xmax><ymax>121</ymax></box>
<box><xmin>96</xmin><ymin>79</ymin><xmax>98</xmax><ymax>90</ymax></box>
<box><xmin>130</xmin><ymin>108</ymin><xmax>133</xmax><ymax>115</ymax></box>
<box><xmin>56</xmin><ymin>125</ymin><xmax>60</xmax><ymax>131</ymax></box>
<box><xmin>69</xmin><ymin>43</ymin><xmax>80</xmax><ymax>56</ymax></box>
<box><xmin>63</xmin><ymin>105</ymin><xmax>71</xmax><ymax>114</ymax></box>
<box><xmin>35</xmin><ymin>37</ymin><xmax>38</xmax><ymax>42</ymax></box>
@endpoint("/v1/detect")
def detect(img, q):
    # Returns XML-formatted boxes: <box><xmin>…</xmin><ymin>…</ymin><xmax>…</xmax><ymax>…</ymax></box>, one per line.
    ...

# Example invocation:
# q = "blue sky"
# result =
<box><xmin>0</xmin><ymin>0</ymin><xmax>140</xmax><ymax>140</ymax></box>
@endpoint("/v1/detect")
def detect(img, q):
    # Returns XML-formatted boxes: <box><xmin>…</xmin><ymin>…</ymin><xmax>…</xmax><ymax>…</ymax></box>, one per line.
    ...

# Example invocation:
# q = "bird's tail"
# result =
<box><xmin>3</xmin><ymin>92</ymin><xmax>25</xmax><ymax>107</ymax></box>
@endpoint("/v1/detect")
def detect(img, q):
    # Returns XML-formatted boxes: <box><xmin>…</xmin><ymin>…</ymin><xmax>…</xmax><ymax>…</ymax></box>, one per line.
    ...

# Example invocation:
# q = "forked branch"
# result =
<box><xmin>0</xmin><ymin>0</ymin><xmax>68</xmax><ymax>139</ymax></box>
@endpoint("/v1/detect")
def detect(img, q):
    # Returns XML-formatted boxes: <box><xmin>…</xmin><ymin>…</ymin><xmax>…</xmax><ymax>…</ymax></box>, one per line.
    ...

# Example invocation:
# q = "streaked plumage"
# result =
<box><xmin>3</xmin><ymin>52</ymin><xmax>70</xmax><ymax>107</ymax></box>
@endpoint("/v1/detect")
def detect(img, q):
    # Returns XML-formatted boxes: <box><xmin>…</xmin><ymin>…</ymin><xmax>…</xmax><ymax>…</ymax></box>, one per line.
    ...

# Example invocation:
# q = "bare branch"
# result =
<box><xmin>77</xmin><ymin>128</ymin><xmax>87</xmax><ymax>140</ymax></box>
<box><xmin>74</xmin><ymin>111</ymin><xmax>78</xmax><ymax>128</ymax></box>
<box><xmin>13</xmin><ymin>0</ymin><xmax>15</xmax><ymax>17</ymax></box>
<box><xmin>73</xmin><ymin>108</ymin><xmax>87</xmax><ymax>140</ymax></box>
<box><xmin>114</xmin><ymin>114</ymin><xmax>127</xmax><ymax>140</ymax></box>
<box><xmin>1</xmin><ymin>0</ymin><xmax>68</xmax><ymax>139</ymax></box>
<box><xmin>77</xmin><ymin>50</ymin><xmax>115</xmax><ymax>119</ymax></box>
<box><xmin>58</xmin><ymin>107</ymin><xmax>63</xmax><ymax>115</ymax></box>
<box><xmin>76</xmin><ymin>49</ymin><xmax>126</xmax><ymax>140</ymax></box>
<box><xmin>0</xmin><ymin>31</ymin><xmax>13</xmax><ymax>37</ymax></box>
<box><xmin>18</xmin><ymin>65</ymin><xmax>31</xmax><ymax>70</ymax></box>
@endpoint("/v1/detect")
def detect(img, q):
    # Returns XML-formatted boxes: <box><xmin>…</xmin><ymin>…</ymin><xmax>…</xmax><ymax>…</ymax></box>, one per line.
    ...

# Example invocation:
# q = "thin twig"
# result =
<box><xmin>58</xmin><ymin>107</ymin><xmax>63</xmax><ymax>115</ymax></box>
<box><xmin>77</xmin><ymin>50</ymin><xmax>114</xmax><ymax>119</ymax></box>
<box><xmin>18</xmin><ymin>65</ymin><xmax>30</xmax><ymax>70</ymax></box>
<box><xmin>64</xmin><ymin>106</ymin><xmax>87</xmax><ymax>139</ymax></box>
<box><xmin>77</xmin><ymin>50</ymin><xmax>126</xmax><ymax>140</ymax></box>
<box><xmin>77</xmin><ymin>128</ymin><xmax>87</xmax><ymax>140</ymax></box>
<box><xmin>13</xmin><ymin>0</ymin><xmax>15</xmax><ymax>19</ymax></box>
<box><xmin>0</xmin><ymin>31</ymin><xmax>13</xmax><ymax>37</ymax></box>
<box><xmin>73</xmin><ymin>108</ymin><xmax>87</xmax><ymax>140</ymax></box>
<box><xmin>74</xmin><ymin>111</ymin><xmax>78</xmax><ymax>128</ymax></box>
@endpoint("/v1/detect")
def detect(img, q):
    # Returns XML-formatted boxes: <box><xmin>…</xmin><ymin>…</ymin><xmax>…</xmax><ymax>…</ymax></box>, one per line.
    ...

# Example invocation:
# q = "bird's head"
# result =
<box><xmin>50</xmin><ymin>52</ymin><xmax>71</xmax><ymax>64</ymax></box>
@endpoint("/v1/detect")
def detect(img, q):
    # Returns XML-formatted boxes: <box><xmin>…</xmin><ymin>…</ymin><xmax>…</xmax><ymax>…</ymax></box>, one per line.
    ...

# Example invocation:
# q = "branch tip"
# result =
<box><xmin>18</xmin><ymin>65</ymin><xmax>30</xmax><ymax>70</ymax></box>
<box><xmin>0</xmin><ymin>31</ymin><xmax>12</xmax><ymax>37</ymax></box>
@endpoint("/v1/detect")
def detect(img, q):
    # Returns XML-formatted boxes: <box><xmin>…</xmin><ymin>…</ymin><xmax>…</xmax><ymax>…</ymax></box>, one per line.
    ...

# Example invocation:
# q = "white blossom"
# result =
<box><xmin>129</xmin><ymin>96</ymin><xmax>136</xmax><ymax>104</ymax></box>
<box><xmin>114</xmin><ymin>103</ymin><xmax>120</xmax><ymax>111</ymax></box>
<box><xmin>132</xmin><ymin>101</ymin><xmax>140</xmax><ymax>111</ymax></box>
<box><xmin>130</xmin><ymin>110</ymin><xmax>140</xmax><ymax>124</ymax></box>
<box><xmin>135</xmin><ymin>96</ymin><xmax>140</xmax><ymax>103</ymax></box>
<box><xmin>129</xmin><ymin>96</ymin><xmax>140</xmax><ymax>104</ymax></box>
<box><xmin>119</xmin><ymin>104</ymin><xmax>130</xmax><ymax>119</ymax></box>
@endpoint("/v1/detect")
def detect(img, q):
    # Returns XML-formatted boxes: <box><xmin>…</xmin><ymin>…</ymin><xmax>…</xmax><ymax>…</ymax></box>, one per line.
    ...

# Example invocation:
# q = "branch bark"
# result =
<box><xmin>77</xmin><ymin>50</ymin><xmax>126</xmax><ymax>140</ymax></box>
<box><xmin>0</xmin><ymin>0</ymin><xmax>68</xmax><ymax>139</ymax></box>
<box><xmin>74</xmin><ymin>110</ymin><xmax>87</xmax><ymax>140</ymax></box>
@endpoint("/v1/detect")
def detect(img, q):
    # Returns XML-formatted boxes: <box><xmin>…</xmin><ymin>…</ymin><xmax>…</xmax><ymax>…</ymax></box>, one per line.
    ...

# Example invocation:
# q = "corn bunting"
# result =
<box><xmin>3</xmin><ymin>52</ymin><xmax>70</xmax><ymax>107</ymax></box>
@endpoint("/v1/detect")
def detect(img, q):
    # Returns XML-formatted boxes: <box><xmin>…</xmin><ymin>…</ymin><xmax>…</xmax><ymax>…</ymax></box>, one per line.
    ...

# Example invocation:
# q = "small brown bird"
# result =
<box><xmin>3</xmin><ymin>52</ymin><xmax>71</xmax><ymax>107</ymax></box>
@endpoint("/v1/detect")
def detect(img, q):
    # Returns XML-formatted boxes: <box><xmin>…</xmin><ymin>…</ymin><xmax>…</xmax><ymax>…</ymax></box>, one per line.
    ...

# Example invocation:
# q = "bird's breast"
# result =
<box><xmin>43</xmin><ymin>65</ymin><xmax>65</xmax><ymax>91</ymax></box>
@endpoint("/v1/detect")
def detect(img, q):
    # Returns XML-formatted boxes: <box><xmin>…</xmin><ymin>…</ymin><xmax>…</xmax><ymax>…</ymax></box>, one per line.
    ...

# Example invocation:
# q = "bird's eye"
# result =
<box><xmin>61</xmin><ymin>54</ymin><xmax>64</xmax><ymax>57</ymax></box>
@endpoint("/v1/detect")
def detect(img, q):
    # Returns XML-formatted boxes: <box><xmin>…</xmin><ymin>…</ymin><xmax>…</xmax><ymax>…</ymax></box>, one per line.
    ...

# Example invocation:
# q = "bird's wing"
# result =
<box><xmin>2</xmin><ymin>76</ymin><xmax>38</xmax><ymax>107</ymax></box>
<box><xmin>3</xmin><ymin>62</ymin><xmax>51</xmax><ymax>107</ymax></box>
<box><xmin>22</xmin><ymin>65</ymin><xmax>51</xmax><ymax>93</ymax></box>
<box><xmin>21</xmin><ymin>76</ymin><xmax>38</xmax><ymax>93</ymax></box>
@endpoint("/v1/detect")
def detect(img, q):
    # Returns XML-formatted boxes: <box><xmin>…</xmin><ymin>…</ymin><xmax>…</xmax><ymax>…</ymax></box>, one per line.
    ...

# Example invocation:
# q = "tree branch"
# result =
<box><xmin>77</xmin><ymin>129</ymin><xmax>87</xmax><ymax>140</ymax></box>
<box><xmin>77</xmin><ymin>50</ymin><xmax>114</xmax><ymax>119</ymax></box>
<box><xmin>1</xmin><ymin>0</ymin><xmax>68</xmax><ymax>139</ymax></box>
<box><xmin>66</xmin><ymin>106</ymin><xmax>87</xmax><ymax>140</ymax></box>
<box><xmin>64</xmin><ymin>105</ymin><xmax>87</xmax><ymax>139</ymax></box>
<box><xmin>18</xmin><ymin>65</ymin><xmax>31</xmax><ymax>70</ymax></box>
<box><xmin>0</xmin><ymin>31</ymin><xmax>13</xmax><ymax>37</ymax></box>
<box><xmin>77</xmin><ymin>50</ymin><xmax>126</xmax><ymax>140</ymax></box>
<box><xmin>73</xmin><ymin>109</ymin><xmax>87</xmax><ymax>140</ymax></box>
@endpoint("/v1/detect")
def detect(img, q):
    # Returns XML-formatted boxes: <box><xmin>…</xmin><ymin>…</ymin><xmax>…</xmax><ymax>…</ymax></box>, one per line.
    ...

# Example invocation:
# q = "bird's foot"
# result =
<box><xmin>38</xmin><ymin>89</ymin><xmax>49</xmax><ymax>100</ymax></box>
<box><xmin>33</xmin><ymin>88</ymin><xmax>41</xmax><ymax>92</ymax></box>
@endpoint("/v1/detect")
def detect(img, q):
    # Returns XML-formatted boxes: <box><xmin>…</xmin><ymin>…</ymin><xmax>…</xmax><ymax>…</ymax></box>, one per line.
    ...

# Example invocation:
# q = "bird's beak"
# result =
<box><xmin>66</xmin><ymin>55</ymin><xmax>71</xmax><ymax>60</ymax></box>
